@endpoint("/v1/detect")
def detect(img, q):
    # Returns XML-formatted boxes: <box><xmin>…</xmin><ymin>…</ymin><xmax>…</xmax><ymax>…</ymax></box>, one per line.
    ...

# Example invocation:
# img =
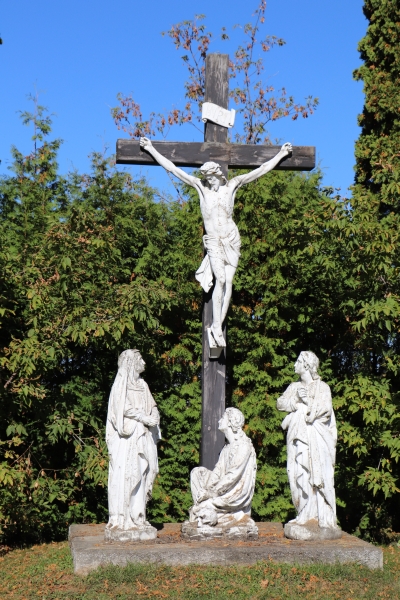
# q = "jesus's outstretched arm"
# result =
<box><xmin>140</xmin><ymin>137</ymin><xmax>200</xmax><ymax>188</ymax></box>
<box><xmin>230</xmin><ymin>142</ymin><xmax>293</xmax><ymax>190</ymax></box>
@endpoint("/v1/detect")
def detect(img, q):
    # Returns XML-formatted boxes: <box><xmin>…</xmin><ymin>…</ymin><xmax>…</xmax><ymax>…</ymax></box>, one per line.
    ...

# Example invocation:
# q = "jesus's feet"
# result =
<box><xmin>210</xmin><ymin>325</ymin><xmax>226</xmax><ymax>348</ymax></box>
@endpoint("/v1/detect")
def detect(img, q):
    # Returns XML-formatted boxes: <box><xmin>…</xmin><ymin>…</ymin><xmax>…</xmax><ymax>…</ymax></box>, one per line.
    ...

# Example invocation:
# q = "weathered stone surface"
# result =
<box><xmin>69</xmin><ymin>522</ymin><xmax>383</xmax><ymax>575</ymax></box>
<box><xmin>181</xmin><ymin>516</ymin><xmax>258</xmax><ymax>541</ymax></box>
<box><xmin>284</xmin><ymin>519</ymin><xmax>342</xmax><ymax>541</ymax></box>
<box><xmin>257</xmin><ymin>522</ymin><xmax>285</xmax><ymax>539</ymax></box>
<box><xmin>104</xmin><ymin>524</ymin><xmax>157</xmax><ymax>543</ymax></box>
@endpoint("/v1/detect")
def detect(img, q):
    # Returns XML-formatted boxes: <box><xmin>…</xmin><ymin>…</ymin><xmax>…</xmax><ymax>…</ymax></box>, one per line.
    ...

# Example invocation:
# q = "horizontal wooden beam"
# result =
<box><xmin>116</xmin><ymin>140</ymin><xmax>315</xmax><ymax>171</ymax></box>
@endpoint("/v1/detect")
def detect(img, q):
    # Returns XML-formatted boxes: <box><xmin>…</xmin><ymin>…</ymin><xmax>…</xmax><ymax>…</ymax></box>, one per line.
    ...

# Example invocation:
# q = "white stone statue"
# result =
<box><xmin>140</xmin><ymin>136</ymin><xmax>292</xmax><ymax>349</ymax></box>
<box><xmin>277</xmin><ymin>351</ymin><xmax>341</xmax><ymax>540</ymax></box>
<box><xmin>182</xmin><ymin>407</ymin><xmax>258</xmax><ymax>540</ymax></box>
<box><xmin>105</xmin><ymin>349</ymin><xmax>161</xmax><ymax>542</ymax></box>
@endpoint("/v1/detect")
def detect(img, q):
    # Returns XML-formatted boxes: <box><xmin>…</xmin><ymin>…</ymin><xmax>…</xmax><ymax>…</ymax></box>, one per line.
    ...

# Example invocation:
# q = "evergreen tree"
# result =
<box><xmin>0</xmin><ymin>106</ymin><xmax>190</xmax><ymax>541</ymax></box>
<box><xmin>329</xmin><ymin>0</ymin><xmax>400</xmax><ymax>540</ymax></box>
<box><xmin>0</xmin><ymin>103</ymin><xmax>343</xmax><ymax>542</ymax></box>
<box><xmin>354</xmin><ymin>0</ymin><xmax>400</xmax><ymax>214</ymax></box>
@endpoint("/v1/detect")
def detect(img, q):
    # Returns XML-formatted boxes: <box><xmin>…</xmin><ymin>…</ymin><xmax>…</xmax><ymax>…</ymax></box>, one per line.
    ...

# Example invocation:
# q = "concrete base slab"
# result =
<box><xmin>284</xmin><ymin>519</ymin><xmax>342</xmax><ymax>541</ymax></box>
<box><xmin>69</xmin><ymin>522</ymin><xmax>383</xmax><ymax>575</ymax></box>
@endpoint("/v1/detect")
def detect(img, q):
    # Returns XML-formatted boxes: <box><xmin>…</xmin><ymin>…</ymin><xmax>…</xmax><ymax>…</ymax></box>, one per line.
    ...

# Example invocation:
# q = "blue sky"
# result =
<box><xmin>1</xmin><ymin>1</ymin><xmax>366</xmax><ymax>198</ymax></box>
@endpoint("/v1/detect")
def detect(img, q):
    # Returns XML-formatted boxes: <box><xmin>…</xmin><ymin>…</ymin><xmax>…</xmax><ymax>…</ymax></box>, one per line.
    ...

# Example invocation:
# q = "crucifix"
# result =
<box><xmin>116</xmin><ymin>53</ymin><xmax>315</xmax><ymax>470</ymax></box>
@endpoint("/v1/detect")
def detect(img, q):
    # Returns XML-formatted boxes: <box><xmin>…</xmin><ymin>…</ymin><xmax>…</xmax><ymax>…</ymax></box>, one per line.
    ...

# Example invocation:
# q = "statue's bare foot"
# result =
<box><xmin>210</xmin><ymin>325</ymin><xmax>226</xmax><ymax>347</ymax></box>
<box><xmin>106</xmin><ymin>518</ymin><xmax>119</xmax><ymax>530</ymax></box>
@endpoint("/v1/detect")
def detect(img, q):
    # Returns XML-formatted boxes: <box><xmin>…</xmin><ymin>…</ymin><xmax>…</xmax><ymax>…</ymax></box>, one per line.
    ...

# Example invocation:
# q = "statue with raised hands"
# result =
<box><xmin>277</xmin><ymin>351</ymin><xmax>341</xmax><ymax>541</ymax></box>
<box><xmin>105</xmin><ymin>349</ymin><xmax>161</xmax><ymax>542</ymax></box>
<box><xmin>182</xmin><ymin>407</ymin><xmax>258</xmax><ymax>540</ymax></box>
<box><xmin>140</xmin><ymin>136</ymin><xmax>292</xmax><ymax>350</ymax></box>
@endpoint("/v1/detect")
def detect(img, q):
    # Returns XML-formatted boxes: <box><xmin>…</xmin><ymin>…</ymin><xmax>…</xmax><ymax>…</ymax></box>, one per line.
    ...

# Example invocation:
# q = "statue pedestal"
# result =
<box><xmin>69</xmin><ymin>522</ymin><xmax>382</xmax><ymax>575</ymax></box>
<box><xmin>284</xmin><ymin>519</ymin><xmax>342</xmax><ymax>541</ymax></box>
<box><xmin>104</xmin><ymin>524</ymin><xmax>157</xmax><ymax>543</ymax></box>
<box><xmin>181</xmin><ymin>516</ymin><xmax>258</xmax><ymax>542</ymax></box>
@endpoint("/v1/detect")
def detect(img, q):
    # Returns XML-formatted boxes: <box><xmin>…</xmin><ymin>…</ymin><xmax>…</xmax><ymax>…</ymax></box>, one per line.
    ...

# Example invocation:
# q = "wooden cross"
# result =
<box><xmin>116</xmin><ymin>53</ymin><xmax>315</xmax><ymax>470</ymax></box>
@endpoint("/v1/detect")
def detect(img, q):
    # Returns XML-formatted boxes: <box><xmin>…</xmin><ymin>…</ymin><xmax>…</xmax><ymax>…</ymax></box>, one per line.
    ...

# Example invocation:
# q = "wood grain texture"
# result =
<box><xmin>116</xmin><ymin>140</ymin><xmax>315</xmax><ymax>171</ymax></box>
<box><xmin>229</xmin><ymin>144</ymin><xmax>315</xmax><ymax>171</ymax></box>
<box><xmin>204</xmin><ymin>53</ymin><xmax>229</xmax><ymax>146</ymax></box>
<box><xmin>200</xmin><ymin>54</ymin><xmax>227</xmax><ymax>469</ymax></box>
<box><xmin>200</xmin><ymin>289</ymin><xmax>226</xmax><ymax>470</ymax></box>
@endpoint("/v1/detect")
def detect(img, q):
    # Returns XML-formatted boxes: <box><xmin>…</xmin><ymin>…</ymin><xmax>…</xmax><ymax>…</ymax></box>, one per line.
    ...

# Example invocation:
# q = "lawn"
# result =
<box><xmin>0</xmin><ymin>540</ymin><xmax>399</xmax><ymax>599</ymax></box>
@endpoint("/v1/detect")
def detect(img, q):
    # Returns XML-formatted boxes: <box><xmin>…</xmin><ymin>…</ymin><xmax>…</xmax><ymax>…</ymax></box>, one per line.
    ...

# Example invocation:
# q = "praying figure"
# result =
<box><xmin>183</xmin><ymin>407</ymin><xmax>258</xmax><ymax>539</ymax></box>
<box><xmin>277</xmin><ymin>351</ymin><xmax>341</xmax><ymax>539</ymax></box>
<box><xmin>105</xmin><ymin>349</ymin><xmax>161</xmax><ymax>541</ymax></box>
<box><xmin>140</xmin><ymin>136</ymin><xmax>292</xmax><ymax>349</ymax></box>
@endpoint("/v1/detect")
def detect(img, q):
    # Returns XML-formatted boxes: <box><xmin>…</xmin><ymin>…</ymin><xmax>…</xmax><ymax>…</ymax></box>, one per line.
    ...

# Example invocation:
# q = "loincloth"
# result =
<box><xmin>195</xmin><ymin>227</ymin><xmax>241</xmax><ymax>292</ymax></box>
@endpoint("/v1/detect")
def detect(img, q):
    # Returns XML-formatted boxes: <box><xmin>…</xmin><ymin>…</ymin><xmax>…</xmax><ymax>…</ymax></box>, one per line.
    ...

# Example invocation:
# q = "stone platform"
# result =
<box><xmin>69</xmin><ymin>522</ymin><xmax>383</xmax><ymax>575</ymax></box>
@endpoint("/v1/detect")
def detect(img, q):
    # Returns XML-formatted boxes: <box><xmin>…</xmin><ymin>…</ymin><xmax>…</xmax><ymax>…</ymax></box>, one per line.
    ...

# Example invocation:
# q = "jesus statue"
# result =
<box><xmin>140</xmin><ymin>137</ymin><xmax>292</xmax><ymax>348</ymax></box>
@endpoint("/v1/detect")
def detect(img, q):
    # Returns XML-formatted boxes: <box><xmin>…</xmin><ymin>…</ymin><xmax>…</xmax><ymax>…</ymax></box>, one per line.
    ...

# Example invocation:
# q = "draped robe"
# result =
<box><xmin>277</xmin><ymin>378</ymin><xmax>338</xmax><ymax>528</ymax></box>
<box><xmin>106</xmin><ymin>370</ymin><xmax>160</xmax><ymax>530</ymax></box>
<box><xmin>190</xmin><ymin>433</ymin><xmax>256</xmax><ymax>525</ymax></box>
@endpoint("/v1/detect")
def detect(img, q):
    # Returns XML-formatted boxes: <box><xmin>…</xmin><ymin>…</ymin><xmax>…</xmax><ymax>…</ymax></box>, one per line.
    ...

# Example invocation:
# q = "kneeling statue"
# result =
<box><xmin>182</xmin><ymin>407</ymin><xmax>258</xmax><ymax>541</ymax></box>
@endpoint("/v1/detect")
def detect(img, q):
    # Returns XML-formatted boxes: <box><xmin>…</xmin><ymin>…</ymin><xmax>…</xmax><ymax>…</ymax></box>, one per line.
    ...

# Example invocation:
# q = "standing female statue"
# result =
<box><xmin>277</xmin><ymin>351</ymin><xmax>341</xmax><ymax>540</ymax></box>
<box><xmin>105</xmin><ymin>349</ymin><xmax>161</xmax><ymax>541</ymax></box>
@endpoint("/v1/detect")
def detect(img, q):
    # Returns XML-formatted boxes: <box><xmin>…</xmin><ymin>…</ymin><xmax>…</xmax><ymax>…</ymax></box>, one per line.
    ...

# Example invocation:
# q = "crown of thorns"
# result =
<box><xmin>199</xmin><ymin>162</ymin><xmax>228</xmax><ymax>185</ymax></box>
<box><xmin>199</xmin><ymin>162</ymin><xmax>223</xmax><ymax>176</ymax></box>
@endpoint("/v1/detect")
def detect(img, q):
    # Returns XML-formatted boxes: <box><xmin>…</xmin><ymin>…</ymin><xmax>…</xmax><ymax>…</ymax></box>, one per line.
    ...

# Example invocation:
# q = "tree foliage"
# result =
<box><xmin>112</xmin><ymin>1</ymin><xmax>318</xmax><ymax>144</ymax></box>
<box><xmin>0</xmin><ymin>103</ymin><xmax>338</xmax><ymax>541</ymax></box>
<box><xmin>354</xmin><ymin>0</ymin><xmax>400</xmax><ymax>210</ymax></box>
<box><xmin>327</xmin><ymin>0</ymin><xmax>400</xmax><ymax>540</ymax></box>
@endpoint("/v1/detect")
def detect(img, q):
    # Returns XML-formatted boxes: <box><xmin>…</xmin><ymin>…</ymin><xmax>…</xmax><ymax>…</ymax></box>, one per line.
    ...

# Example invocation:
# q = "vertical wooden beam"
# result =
<box><xmin>200</xmin><ymin>53</ymin><xmax>229</xmax><ymax>470</ymax></box>
<box><xmin>204</xmin><ymin>54</ymin><xmax>230</xmax><ymax>147</ymax></box>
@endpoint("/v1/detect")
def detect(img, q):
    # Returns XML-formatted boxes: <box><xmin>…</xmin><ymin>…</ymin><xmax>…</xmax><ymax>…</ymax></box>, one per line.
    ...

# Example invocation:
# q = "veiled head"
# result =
<box><xmin>117</xmin><ymin>349</ymin><xmax>145</xmax><ymax>374</ymax></box>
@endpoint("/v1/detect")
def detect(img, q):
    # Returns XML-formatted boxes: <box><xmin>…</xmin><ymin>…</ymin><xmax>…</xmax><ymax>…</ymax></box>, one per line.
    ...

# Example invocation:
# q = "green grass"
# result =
<box><xmin>0</xmin><ymin>541</ymin><xmax>399</xmax><ymax>599</ymax></box>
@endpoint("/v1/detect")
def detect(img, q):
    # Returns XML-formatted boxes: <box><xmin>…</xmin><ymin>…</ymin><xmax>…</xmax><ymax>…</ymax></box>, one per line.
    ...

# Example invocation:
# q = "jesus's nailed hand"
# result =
<box><xmin>140</xmin><ymin>137</ymin><xmax>152</xmax><ymax>150</ymax></box>
<box><xmin>281</xmin><ymin>142</ymin><xmax>293</xmax><ymax>156</ymax></box>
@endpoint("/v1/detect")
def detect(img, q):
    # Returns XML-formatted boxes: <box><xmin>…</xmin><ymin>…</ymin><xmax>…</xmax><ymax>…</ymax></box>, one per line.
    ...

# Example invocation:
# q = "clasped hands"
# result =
<box><xmin>195</xmin><ymin>487</ymin><xmax>217</xmax><ymax>504</ymax></box>
<box><xmin>195</xmin><ymin>473</ymin><xmax>220</xmax><ymax>504</ymax></box>
<box><xmin>124</xmin><ymin>407</ymin><xmax>158</xmax><ymax>427</ymax></box>
<box><xmin>297</xmin><ymin>387</ymin><xmax>315</xmax><ymax>423</ymax></box>
<box><xmin>297</xmin><ymin>387</ymin><xmax>308</xmax><ymax>405</ymax></box>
